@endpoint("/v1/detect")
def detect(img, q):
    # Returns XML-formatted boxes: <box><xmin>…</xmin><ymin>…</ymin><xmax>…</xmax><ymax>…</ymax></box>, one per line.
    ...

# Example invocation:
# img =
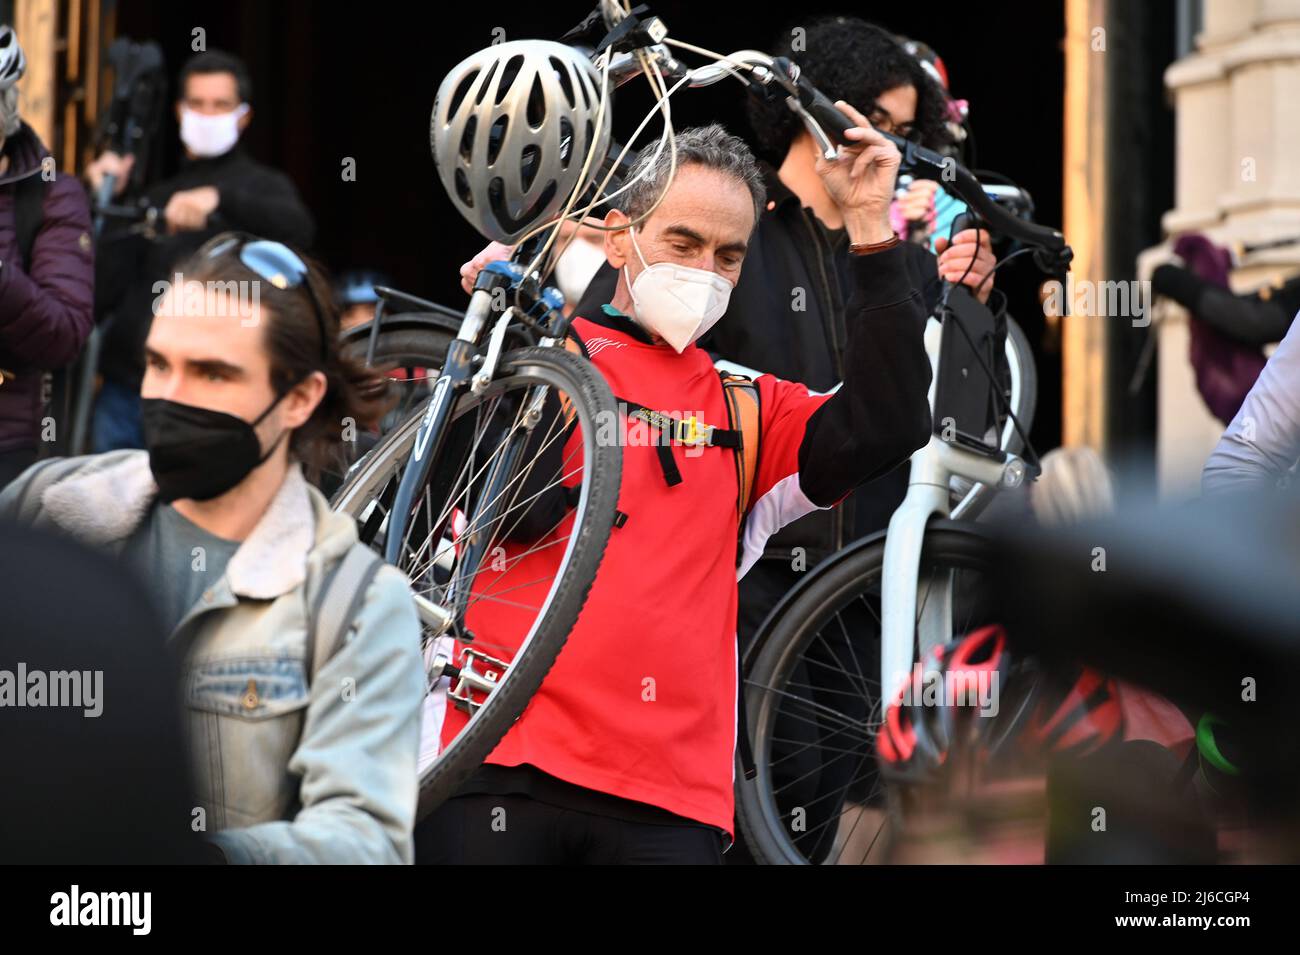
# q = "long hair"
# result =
<box><xmin>746</xmin><ymin>17</ymin><xmax>953</xmax><ymax>161</ymax></box>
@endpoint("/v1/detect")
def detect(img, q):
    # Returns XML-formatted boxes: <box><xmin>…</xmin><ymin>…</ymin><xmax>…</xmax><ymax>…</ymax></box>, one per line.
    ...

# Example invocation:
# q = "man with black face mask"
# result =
<box><xmin>1</xmin><ymin>235</ymin><xmax>425</xmax><ymax>864</ymax></box>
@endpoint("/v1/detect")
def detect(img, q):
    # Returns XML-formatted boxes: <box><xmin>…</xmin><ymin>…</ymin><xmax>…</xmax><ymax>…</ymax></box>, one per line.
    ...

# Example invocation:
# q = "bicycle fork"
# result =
<box><xmin>384</xmin><ymin>281</ymin><xmax>502</xmax><ymax>566</ymax></box>
<box><xmin>879</xmin><ymin>435</ymin><xmax>1023</xmax><ymax>699</ymax></box>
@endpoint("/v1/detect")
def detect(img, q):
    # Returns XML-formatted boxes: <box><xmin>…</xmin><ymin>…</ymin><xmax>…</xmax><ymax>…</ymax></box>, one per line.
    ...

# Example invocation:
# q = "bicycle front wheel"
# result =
<box><xmin>736</xmin><ymin>523</ymin><xmax>998</xmax><ymax>864</ymax></box>
<box><xmin>332</xmin><ymin>345</ymin><xmax>622</xmax><ymax>818</ymax></box>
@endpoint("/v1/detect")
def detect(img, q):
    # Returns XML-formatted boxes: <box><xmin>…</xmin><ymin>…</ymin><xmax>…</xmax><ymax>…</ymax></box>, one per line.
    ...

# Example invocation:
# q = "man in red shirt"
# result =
<box><xmin>419</xmin><ymin>109</ymin><xmax>949</xmax><ymax>863</ymax></box>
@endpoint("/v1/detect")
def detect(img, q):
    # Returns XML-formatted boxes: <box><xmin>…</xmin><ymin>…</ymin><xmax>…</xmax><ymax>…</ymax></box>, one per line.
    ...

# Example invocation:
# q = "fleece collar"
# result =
<box><xmin>40</xmin><ymin>450</ymin><xmax>322</xmax><ymax>600</ymax></box>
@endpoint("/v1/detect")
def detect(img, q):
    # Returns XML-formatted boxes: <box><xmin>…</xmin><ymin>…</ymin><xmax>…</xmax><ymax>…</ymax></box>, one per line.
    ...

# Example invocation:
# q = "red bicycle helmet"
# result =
<box><xmin>877</xmin><ymin>625</ymin><xmax>1123</xmax><ymax>782</ymax></box>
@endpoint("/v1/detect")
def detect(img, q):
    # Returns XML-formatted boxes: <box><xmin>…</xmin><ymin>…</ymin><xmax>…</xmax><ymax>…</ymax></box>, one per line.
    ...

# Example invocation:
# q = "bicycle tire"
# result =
<box><xmin>338</xmin><ymin>315</ymin><xmax>460</xmax><ymax>370</ymax></box>
<box><xmin>318</xmin><ymin>315</ymin><xmax>534</xmax><ymax>497</ymax></box>
<box><xmin>736</xmin><ymin>522</ymin><xmax>996</xmax><ymax>864</ymax></box>
<box><xmin>332</xmin><ymin>345</ymin><xmax>622</xmax><ymax>817</ymax></box>
<box><xmin>1002</xmin><ymin>314</ymin><xmax>1036</xmax><ymax>455</ymax></box>
<box><xmin>337</xmin><ymin>313</ymin><xmax>534</xmax><ymax>371</ymax></box>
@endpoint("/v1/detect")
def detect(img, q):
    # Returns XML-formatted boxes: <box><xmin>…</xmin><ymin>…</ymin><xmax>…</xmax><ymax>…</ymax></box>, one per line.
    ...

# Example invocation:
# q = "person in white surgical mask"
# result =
<box><xmin>86</xmin><ymin>50</ymin><xmax>261</xmax><ymax>233</ymax></box>
<box><xmin>617</xmin><ymin>224</ymin><xmax>735</xmax><ymax>352</ymax></box>
<box><xmin>460</xmin><ymin>218</ymin><xmax>611</xmax><ymax>319</ymax></box>
<box><xmin>552</xmin><ymin>227</ymin><xmax>609</xmax><ymax>317</ymax></box>
<box><xmin>84</xmin><ymin>49</ymin><xmax>315</xmax><ymax>454</ymax></box>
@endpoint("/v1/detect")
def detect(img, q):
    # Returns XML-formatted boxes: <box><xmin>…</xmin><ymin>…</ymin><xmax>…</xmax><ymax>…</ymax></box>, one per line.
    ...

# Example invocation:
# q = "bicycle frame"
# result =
<box><xmin>879</xmin><ymin>315</ymin><xmax>1028</xmax><ymax>695</ymax></box>
<box><xmin>380</xmin><ymin>253</ymin><xmax>569</xmax><ymax>584</ymax></box>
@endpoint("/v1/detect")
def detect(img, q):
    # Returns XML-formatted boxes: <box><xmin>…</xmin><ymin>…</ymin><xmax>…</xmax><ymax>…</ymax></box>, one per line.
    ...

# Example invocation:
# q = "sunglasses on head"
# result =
<box><xmin>202</xmin><ymin>233</ymin><xmax>329</xmax><ymax>363</ymax></box>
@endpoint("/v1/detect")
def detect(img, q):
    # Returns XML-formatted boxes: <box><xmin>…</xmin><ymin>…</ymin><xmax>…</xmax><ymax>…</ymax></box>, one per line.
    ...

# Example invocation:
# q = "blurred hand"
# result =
<box><xmin>85</xmin><ymin>151</ymin><xmax>136</xmax><ymax>197</ymax></box>
<box><xmin>897</xmin><ymin>179</ymin><xmax>940</xmax><ymax>224</ymax></box>
<box><xmin>459</xmin><ymin>240</ymin><xmax>513</xmax><ymax>295</ymax></box>
<box><xmin>935</xmin><ymin>228</ymin><xmax>997</xmax><ymax>304</ymax></box>
<box><xmin>164</xmin><ymin>186</ymin><xmax>220</xmax><ymax>234</ymax></box>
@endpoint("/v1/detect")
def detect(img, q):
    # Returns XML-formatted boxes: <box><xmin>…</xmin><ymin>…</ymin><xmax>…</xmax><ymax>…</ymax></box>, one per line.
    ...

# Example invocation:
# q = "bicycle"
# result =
<box><xmin>733</xmin><ymin>324</ymin><xmax>1033</xmax><ymax>864</ymax></box>
<box><xmin>729</xmin><ymin>111</ymin><xmax>1072</xmax><ymax>864</ymax></box>
<box><xmin>318</xmin><ymin>287</ymin><xmax>484</xmax><ymax>497</ymax></box>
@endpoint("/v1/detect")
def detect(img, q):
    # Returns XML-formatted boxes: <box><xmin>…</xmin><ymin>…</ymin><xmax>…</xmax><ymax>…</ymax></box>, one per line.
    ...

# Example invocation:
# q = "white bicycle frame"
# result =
<box><xmin>879</xmin><ymin>315</ymin><xmax>1028</xmax><ymax>695</ymax></box>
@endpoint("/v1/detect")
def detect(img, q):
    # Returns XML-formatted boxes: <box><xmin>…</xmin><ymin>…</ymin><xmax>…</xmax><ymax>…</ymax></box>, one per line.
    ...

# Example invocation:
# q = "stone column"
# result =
<box><xmin>1148</xmin><ymin>0</ymin><xmax>1300</xmax><ymax>497</ymax></box>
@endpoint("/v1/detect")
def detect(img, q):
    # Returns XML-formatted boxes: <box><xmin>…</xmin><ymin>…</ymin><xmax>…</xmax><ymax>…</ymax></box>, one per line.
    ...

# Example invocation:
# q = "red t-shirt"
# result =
<box><xmin>434</xmin><ymin>310</ymin><xmax>833</xmax><ymax>834</ymax></box>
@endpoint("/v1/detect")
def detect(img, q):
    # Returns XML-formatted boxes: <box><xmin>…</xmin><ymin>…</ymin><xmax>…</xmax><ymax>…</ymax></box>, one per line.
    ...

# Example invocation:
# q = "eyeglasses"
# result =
<box><xmin>867</xmin><ymin>106</ymin><xmax>920</xmax><ymax>144</ymax></box>
<box><xmin>202</xmin><ymin>232</ymin><xmax>330</xmax><ymax>363</ymax></box>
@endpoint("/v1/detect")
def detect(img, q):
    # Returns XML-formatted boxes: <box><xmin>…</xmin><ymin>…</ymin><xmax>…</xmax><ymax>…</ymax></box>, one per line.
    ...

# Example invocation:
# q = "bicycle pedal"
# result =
<box><xmin>448</xmin><ymin>646</ymin><xmax>510</xmax><ymax>714</ymax></box>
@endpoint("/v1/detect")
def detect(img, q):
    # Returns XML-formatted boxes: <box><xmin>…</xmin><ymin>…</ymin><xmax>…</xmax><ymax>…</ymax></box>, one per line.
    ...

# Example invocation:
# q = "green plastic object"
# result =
<box><xmin>1196</xmin><ymin>713</ymin><xmax>1241</xmax><ymax>777</ymax></box>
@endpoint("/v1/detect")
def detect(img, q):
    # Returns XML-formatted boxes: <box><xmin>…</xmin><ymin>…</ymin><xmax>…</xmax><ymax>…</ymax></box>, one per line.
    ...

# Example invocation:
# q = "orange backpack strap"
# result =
<box><xmin>720</xmin><ymin>372</ymin><xmax>761</xmax><ymax>521</ymax></box>
<box><xmin>560</xmin><ymin>328</ymin><xmax>590</xmax><ymax>360</ymax></box>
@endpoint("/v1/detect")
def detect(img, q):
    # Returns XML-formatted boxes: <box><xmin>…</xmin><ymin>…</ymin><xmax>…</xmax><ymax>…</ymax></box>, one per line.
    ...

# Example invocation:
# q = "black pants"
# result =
<box><xmin>415</xmin><ymin>794</ymin><xmax>724</xmax><ymax>865</ymax></box>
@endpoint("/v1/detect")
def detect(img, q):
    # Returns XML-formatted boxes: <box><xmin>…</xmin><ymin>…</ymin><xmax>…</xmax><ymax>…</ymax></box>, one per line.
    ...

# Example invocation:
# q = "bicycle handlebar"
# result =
<box><xmin>774</xmin><ymin>58</ymin><xmax>1071</xmax><ymax>266</ymax></box>
<box><xmin>606</xmin><ymin>36</ymin><xmax>1072</xmax><ymax>270</ymax></box>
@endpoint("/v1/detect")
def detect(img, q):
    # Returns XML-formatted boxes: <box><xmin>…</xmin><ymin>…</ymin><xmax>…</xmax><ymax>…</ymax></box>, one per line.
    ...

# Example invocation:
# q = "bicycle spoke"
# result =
<box><xmin>821</xmin><ymin>750</ymin><xmax>883</xmax><ymax>863</ymax></box>
<box><xmin>744</xmin><ymin>680</ymin><xmax>874</xmax><ymax>735</ymax></box>
<box><xmin>831</xmin><ymin>610</ymin><xmax>875</xmax><ymax>702</ymax></box>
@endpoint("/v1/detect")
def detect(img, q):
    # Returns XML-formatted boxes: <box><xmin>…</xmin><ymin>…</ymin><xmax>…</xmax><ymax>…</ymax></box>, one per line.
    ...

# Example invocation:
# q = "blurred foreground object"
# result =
<box><xmin>0</xmin><ymin>521</ymin><xmax>203</xmax><ymax>863</ymax></box>
<box><xmin>990</xmin><ymin>489</ymin><xmax>1300</xmax><ymax>858</ymax></box>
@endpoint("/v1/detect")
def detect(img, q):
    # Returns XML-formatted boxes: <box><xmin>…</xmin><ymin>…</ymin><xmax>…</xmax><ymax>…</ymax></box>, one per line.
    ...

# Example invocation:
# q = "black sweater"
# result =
<box><xmin>95</xmin><ymin>146</ymin><xmax>315</xmax><ymax>387</ymax></box>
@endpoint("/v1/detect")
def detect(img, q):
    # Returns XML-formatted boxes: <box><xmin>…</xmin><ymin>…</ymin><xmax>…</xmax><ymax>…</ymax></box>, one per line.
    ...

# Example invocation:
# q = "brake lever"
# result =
<box><xmin>793</xmin><ymin>106</ymin><xmax>839</xmax><ymax>161</ymax></box>
<box><xmin>765</xmin><ymin>56</ymin><xmax>841</xmax><ymax>160</ymax></box>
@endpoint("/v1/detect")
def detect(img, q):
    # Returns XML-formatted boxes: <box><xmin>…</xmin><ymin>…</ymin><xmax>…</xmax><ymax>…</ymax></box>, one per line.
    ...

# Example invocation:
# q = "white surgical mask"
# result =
<box><xmin>180</xmin><ymin>104</ymin><xmax>249</xmax><ymax>158</ymax></box>
<box><xmin>553</xmin><ymin>237</ymin><xmax>607</xmax><ymax>305</ymax></box>
<box><xmin>623</xmin><ymin>227</ymin><xmax>733</xmax><ymax>353</ymax></box>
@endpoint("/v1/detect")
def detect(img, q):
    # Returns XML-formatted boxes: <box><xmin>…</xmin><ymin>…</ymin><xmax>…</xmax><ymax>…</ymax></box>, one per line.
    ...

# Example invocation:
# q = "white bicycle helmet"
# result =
<box><xmin>431</xmin><ymin>39</ymin><xmax>610</xmax><ymax>245</ymax></box>
<box><xmin>0</xmin><ymin>25</ymin><xmax>25</xmax><ymax>91</ymax></box>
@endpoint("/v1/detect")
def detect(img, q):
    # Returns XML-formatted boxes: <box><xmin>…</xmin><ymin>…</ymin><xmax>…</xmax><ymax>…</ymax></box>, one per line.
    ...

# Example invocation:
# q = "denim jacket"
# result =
<box><xmin>0</xmin><ymin>450</ymin><xmax>425</xmax><ymax>863</ymax></box>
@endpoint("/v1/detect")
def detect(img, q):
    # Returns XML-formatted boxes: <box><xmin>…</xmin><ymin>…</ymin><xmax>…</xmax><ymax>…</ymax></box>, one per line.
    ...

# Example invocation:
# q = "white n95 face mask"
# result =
<box><xmin>624</xmin><ymin>227</ymin><xmax>733</xmax><ymax>353</ymax></box>
<box><xmin>180</xmin><ymin>104</ymin><xmax>249</xmax><ymax>158</ymax></box>
<box><xmin>553</xmin><ymin>236</ymin><xmax>608</xmax><ymax>305</ymax></box>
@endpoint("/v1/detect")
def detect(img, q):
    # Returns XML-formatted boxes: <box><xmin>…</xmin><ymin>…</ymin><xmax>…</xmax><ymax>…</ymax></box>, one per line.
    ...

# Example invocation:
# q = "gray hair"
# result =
<box><xmin>615</xmin><ymin>123</ymin><xmax>765</xmax><ymax>229</ymax></box>
<box><xmin>0</xmin><ymin>86</ymin><xmax>19</xmax><ymax>138</ymax></box>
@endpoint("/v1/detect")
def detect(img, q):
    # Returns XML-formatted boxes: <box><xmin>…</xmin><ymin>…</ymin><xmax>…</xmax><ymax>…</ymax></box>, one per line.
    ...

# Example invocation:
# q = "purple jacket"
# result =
<box><xmin>1173</xmin><ymin>233</ymin><xmax>1269</xmax><ymax>425</ymax></box>
<box><xmin>0</xmin><ymin>122</ymin><xmax>95</xmax><ymax>453</ymax></box>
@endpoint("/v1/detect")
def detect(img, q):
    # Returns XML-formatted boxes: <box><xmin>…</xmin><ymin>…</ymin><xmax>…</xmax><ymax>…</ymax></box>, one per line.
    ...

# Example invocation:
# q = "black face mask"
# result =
<box><xmin>140</xmin><ymin>393</ymin><xmax>290</xmax><ymax>503</ymax></box>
